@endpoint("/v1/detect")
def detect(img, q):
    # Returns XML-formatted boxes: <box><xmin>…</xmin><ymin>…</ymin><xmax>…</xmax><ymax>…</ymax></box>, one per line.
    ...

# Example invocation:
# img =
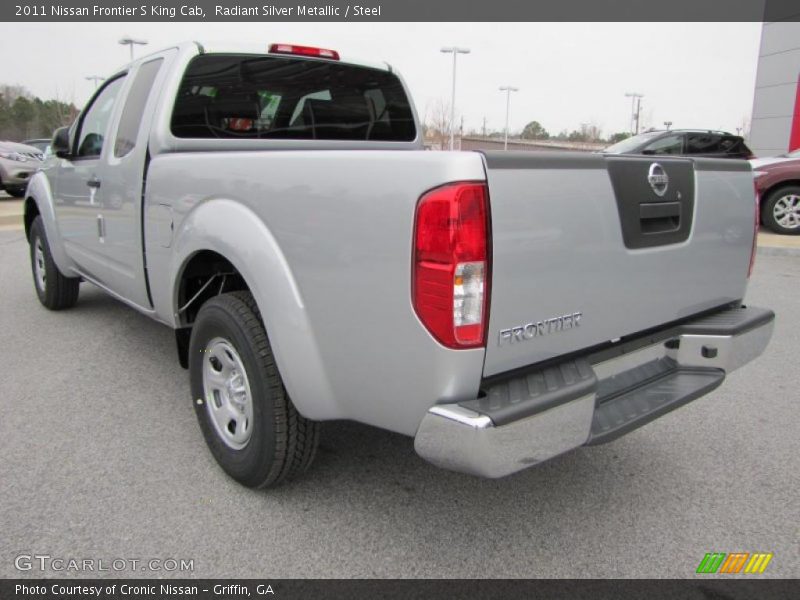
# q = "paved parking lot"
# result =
<box><xmin>0</xmin><ymin>229</ymin><xmax>798</xmax><ymax>579</ymax></box>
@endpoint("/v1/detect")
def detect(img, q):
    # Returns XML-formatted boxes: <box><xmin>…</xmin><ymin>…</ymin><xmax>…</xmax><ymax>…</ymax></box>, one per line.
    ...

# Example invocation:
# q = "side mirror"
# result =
<box><xmin>52</xmin><ymin>127</ymin><xmax>71</xmax><ymax>159</ymax></box>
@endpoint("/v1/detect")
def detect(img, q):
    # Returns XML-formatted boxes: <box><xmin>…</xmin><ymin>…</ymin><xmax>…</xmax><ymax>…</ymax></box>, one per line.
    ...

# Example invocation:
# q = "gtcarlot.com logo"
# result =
<box><xmin>696</xmin><ymin>552</ymin><xmax>773</xmax><ymax>574</ymax></box>
<box><xmin>14</xmin><ymin>554</ymin><xmax>194</xmax><ymax>573</ymax></box>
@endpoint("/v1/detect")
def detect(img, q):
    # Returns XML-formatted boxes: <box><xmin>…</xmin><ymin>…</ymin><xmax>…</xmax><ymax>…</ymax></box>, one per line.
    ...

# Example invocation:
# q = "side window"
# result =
<box><xmin>719</xmin><ymin>136</ymin><xmax>745</xmax><ymax>156</ymax></box>
<box><xmin>643</xmin><ymin>134</ymin><xmax>683</xmax><ymax>155</ymax></box>
<box><xmin>257</xmin><ymin>92</ymin><xmax>282</xmax><ymax>129</ymax></box>
<box><xmin>114</xmin><ymin>59</ymin><xmax>164</xmax><ymax>158</ymax></box>
<box><xmin>76</xmin><ymin>77</ymin><xmax>125</xmax><ymax>159</ymax></box>
<box><xmin>686</xmin><ymin>133</ymin><xmax>722</xmax><ymax>155</ymax></box>
<box><xmin>364</xmin><ymin>88</ymin><xmax>388</xmax><ymax>122</ymax></box>
<box><xmin>289</xmin><ymin>90</ymin><xmax>332</xmax><ymax>125</ymax></box>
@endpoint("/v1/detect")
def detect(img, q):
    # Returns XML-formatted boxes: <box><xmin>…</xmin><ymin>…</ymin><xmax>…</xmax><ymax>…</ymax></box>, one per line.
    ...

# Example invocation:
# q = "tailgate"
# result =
<box><xmin>481</xmin><ymin>151</ymin><xmax>755</xmax><ymax>377</ymax></box>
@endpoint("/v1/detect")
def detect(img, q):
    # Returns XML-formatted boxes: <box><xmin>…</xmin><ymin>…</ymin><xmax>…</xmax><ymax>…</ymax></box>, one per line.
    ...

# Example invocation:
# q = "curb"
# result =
<box><xmin>0</xmin><ymin>215</ymin><xmax>23</xmax><ymax>228</ymax></box>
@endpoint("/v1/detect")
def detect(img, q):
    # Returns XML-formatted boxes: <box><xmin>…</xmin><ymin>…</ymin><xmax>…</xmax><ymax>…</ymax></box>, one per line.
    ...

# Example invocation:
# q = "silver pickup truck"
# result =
<box><xmin>25</xmin><ymin>41</ymin><xmax>774</xmax><ymax>488</ymax></box>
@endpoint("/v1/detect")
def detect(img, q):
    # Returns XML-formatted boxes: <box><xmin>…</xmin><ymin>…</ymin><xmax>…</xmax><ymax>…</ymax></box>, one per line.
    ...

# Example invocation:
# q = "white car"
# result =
<box><xmin>0</xmin><ymin>140</ymin><xmax>43</xmax><ymax>197</ymax></box>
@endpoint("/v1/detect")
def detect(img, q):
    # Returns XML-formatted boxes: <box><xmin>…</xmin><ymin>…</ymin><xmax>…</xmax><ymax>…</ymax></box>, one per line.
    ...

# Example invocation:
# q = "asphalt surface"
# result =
<box><xmin>0</xmin><ymin>229</ymin><xmax>798</xmax><ymax>579</ymax></box>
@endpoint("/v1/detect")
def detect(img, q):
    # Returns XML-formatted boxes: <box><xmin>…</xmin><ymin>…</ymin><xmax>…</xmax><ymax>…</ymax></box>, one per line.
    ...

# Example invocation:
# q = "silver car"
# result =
<box><xmin>0</xmin><ymin>140</ymin><xmax>43</xmax><ymax>197</ymax></box>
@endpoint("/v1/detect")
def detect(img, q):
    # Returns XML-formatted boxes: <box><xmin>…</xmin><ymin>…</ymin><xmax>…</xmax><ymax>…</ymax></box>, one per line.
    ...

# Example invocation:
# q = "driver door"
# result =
<box><xmin>54</xmin><ymin>75</ymin><xmax>126</xmax><ymax>281</ymax></box>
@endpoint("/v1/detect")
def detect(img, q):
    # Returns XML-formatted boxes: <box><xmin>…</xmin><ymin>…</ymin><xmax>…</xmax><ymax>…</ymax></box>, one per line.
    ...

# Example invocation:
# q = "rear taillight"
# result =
<box><xmin>413</xmin><ymin>182</ymin><xmax>491</xmax><ymax>349</ymax></box>
<box><xmin>268</xmin><ymin>43</ymin><xmax>340</xmax><ymax>60</ymax></box>
<box><xmin>748</xmin><ymin>180</ymin><xmax>759</xmax><ymax>279</ymax></box>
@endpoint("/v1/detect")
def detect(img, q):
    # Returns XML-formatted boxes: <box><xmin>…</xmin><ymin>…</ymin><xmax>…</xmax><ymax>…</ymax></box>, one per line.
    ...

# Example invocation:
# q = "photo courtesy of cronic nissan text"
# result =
<box><xmin>0</xmin><ymin>0</ymin><xmax>798</xmax><ymax>598</ymax></box>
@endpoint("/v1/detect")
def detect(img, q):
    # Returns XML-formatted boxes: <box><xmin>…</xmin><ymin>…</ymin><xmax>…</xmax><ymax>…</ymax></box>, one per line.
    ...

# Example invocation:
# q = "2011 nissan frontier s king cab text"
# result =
<box><xmin>24</xmin><ymin>41</ymin><xmax>774</xmax><ymax>488</ymax></box>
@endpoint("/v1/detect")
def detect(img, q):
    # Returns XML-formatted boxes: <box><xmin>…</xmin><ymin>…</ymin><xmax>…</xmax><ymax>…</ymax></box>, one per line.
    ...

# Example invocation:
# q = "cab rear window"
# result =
<box><xmin>171</xmin><ymin>54</ymin><xmax>416</xmax><ymax>142</ymax></box>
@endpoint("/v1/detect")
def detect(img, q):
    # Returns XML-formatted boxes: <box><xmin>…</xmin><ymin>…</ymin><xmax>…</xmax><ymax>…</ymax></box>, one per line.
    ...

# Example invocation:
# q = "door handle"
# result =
<box><xmin>96</xmin><ymin>214</ymin><xmax>105</xmax><ymax>241</ymax></box>
<box><xmin>640</xmin><ymin>202</ymin><xmax>681</xmax><ymax>234</ymax></box>
<box><xmin>87</xmin><ymin>177</ymin><xmax>101</xmax><ymax>189</ymax></box>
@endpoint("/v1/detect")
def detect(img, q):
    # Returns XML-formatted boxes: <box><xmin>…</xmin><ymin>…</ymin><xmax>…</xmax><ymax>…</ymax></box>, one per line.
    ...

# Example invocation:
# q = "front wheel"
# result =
<box><xmin>762</xmin><ymin>186</ymin><xmax>800</xmax><ymax>235</ymax></box>
<box><xmin>189</xmin><ymin>291</ymin><xmax>319</xmax><ymax>488</ymax></box>
<box><xmin>29</xmin><ymin>216</ymin><xmax>80</xmax><ymax>309</ymax></box>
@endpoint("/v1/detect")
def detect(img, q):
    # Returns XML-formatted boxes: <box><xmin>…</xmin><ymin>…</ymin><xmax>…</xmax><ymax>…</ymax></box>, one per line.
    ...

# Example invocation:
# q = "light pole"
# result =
<box><xmin>119</xmin><ymin>37</ymin><xmax>148</xmax><ymax>61</ymax></box>
<box><xmin>85</xmin><ymin>75</ymin><xmax>104</xmax><ymax>90</ymax></box>
<box><xmin>440</xmin><ymin>46</ymin><xmax>470</xmax><ymax>150</ymax></box>
<box><xmin>624</xmin><ymin>92</ymin><xmax>643</xmax><ymax>134</ymax></box>
<box><xmin>635</xmin><ymin>96</ymin><xmax>643</xmax><ymax>134</ymax></box>
<box><xmin>663</xmin><ymin>121</ymin><xmax>672</xmax><ymax>131</ymax></box>
<box><xmin>499</xmin><ymin>85</ymin><xmax>519</xmax><ymax>150</ymax></box>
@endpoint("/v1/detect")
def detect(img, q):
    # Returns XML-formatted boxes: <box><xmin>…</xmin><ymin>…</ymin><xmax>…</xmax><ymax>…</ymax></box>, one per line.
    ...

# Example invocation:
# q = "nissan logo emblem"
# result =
<box><xmin>647</xmin><ymin>163</ymin><xmax>669</xmax><ymax>197</ymax></box>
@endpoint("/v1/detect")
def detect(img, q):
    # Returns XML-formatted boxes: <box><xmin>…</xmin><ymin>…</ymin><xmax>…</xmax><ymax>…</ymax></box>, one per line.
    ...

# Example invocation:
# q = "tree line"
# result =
<box><xmin>423</xmin><ymin>100</ymin><xmax>632</xmax><ymax>146</ymax></box>
<box><xmin>0</xmin><ymin>85</ymin><xmax>79</xmax><ymax>142</ymax></box>
<box><xmin>498</xmin><ymin>120</ymin><xmax>631</xmax><ymax>144</ymax></box>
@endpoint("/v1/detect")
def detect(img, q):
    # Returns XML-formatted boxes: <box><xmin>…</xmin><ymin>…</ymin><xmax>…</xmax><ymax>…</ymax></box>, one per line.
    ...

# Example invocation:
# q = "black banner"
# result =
<box><xmin>2</xmin><ymin>0</ymin><xmax>800</xmax><ymax>22</ymax></box>
<box><xmin>2</xmin><ymin>579</ymin><xmax>800</xmax><ymax>600</ymax></box>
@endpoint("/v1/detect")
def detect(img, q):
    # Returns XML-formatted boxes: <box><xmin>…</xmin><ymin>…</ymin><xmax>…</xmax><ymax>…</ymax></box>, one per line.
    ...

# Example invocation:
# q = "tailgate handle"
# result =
<box><xmin>640</xmin><ymin>202</ymin><xmax>680</xmax><ymax>234</ymax></box>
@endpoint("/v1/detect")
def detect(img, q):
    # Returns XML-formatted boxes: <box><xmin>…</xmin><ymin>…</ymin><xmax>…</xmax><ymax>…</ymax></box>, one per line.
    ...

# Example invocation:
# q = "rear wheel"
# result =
<box><xmin>29</xmin><ymin>216</ymin><xmax>80</xmax><ymax>309</ymax></box>
<box><xmin>762</xmin><ymin>186</ymin><xmax>800</xmax><ymax>235</ymax></box>
<box><xmin>189</xmin><ymin>291</ymin><xmax>319</xmax><ymax>488</ymax></box>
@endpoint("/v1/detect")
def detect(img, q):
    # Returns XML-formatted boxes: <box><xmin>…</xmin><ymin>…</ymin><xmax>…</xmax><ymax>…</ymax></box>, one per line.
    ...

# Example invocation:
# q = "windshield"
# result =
<box><xmin>23</xmin><ymin>140</ymin><xmax>49</xmax><ymax>152</ymax></box>
<box><xmin>604</xmin><ymin>131</ymin><xmax>662</xmax><ymax>154</ymax></box>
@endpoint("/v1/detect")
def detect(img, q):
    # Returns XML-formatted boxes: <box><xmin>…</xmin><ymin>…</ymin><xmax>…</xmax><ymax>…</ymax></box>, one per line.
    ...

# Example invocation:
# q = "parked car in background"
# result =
<box><xmin>752</xmin><ymin>149</ymin><xmax>800</xmax><ymax>234</ymax></box>
<box><xmin>22</xmin><ymin>138</ymin><xmax>52</xmax><ymax>155</ymax></box>
<box><xmin>0</xmin><ymin>141</ymin><xmax>44</xmax><ymax>197</ymax></box>
<box><xmin>604</xmin><ymin>129</ymin><xmax>754</xmax><ymax>159</ymax></box>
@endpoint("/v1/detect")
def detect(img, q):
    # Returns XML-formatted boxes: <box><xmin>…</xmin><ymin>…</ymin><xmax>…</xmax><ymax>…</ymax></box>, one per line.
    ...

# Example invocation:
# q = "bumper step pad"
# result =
<box><xmin>587</xmin><ymin>363</ymin><xmax>724</xmax><ymax>445</ymax></box>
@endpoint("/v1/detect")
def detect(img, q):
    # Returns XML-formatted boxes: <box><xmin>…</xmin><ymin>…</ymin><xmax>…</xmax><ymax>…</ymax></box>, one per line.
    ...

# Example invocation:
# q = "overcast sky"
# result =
<box><xmin>0</xmin><ymin>22</ymin><xmax>762</xmax><ymax>137</ymax></box>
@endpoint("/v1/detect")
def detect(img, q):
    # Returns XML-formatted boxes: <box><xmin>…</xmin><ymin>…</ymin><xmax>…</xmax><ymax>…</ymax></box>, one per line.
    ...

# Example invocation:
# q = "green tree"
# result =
<box><xmin>11</xmin><ymin>96</ymin><xmax>35</xmax><ymax>139</ymax></box>
<box><xmin>607</xmin><ymin>132</ymin><xmax>631</xmax><ymax>144</ymax></box>
<box><xmin>520</xmin><ymin>120</ymin><xmax>549</xmax><ymax>140</ymax></box>
<box><xmin>0</xmin><ymin>85</ymin><xmax>78</xmax><ymax>141</ymax></box>
<box><xmin>567</xmin><ymin>129</ymin><xmax>586</xmax><ymax>142</ymax></box>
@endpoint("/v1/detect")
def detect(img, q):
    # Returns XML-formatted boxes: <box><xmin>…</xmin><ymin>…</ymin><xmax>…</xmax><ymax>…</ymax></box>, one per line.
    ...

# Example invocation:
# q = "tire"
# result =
<box><xmin>761</xmin><ymin>185</ymin><xmax>800</xmax><ymax>235</ymax></box>
<box><xmin>29</xmin><ymin>216</ymin><xmax>80</xmax><ymax>309</ymax></box>
<box><xmin>189</xmin><ymin>291</ymin><xmax>320</xmax><ymax>488</ymax></box>
<box><xmin>5</xmin><ymin>186</ymin><xmax>26</xmax><ymax>198</ymax></box>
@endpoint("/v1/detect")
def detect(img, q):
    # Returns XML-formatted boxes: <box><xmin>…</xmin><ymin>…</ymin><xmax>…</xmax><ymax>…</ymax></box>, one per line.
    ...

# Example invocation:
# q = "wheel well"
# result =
<box><xmin>177</xmin><ymin>250</ymin><xmax>250</xmax><ymax>327</ymax></box>
<box><xmin>761</xmin><ymin>180</ymin><xmax>800</xmax><ymax>208</ymax></box>
<box><xmin>174</xmin><ymin>250</ymin><xmax>251</xmax><ymax>369</ymax></box>
<box><xmin>24</xmin><ymin>199</ymin><xmax>40</xmax><ymax>241</ymax></box>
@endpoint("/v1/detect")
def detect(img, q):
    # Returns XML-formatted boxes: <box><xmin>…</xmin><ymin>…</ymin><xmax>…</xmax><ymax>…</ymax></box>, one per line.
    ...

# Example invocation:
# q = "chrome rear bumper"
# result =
<box><xmin>414</xmin><ymin>306</ymin><xmax>774</xmax><ymax>478</ymax></box>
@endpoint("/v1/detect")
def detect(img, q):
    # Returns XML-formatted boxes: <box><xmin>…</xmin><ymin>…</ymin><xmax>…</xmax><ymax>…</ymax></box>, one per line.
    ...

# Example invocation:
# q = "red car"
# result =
<box><xmin>752</xmin><ymin>149</ymin><xmax>800</xmax><ymax>235</ymax></box>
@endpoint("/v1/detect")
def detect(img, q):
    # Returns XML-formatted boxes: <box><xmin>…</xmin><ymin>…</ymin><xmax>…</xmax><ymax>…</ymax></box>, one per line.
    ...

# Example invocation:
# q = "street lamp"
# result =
<box><xmin>624</xmin><ymin>92</ymin><xmax>644</xmax><ymax>134</ymax></box>
<box><xmin>119</xmin><ymin>37</ymin><xmax>148</xmax><ymax>61</ymax></box>
<box><xmin>499</xmin><ymin>85</ymin><xmax>519</xmax><ymax>150</ymax></box>
<box><xmin>85</xmin><ymin>75</ymin><xmax>104</xmax><ymax>90</ymax></box>
<box><xmin>663</xmin><ymin>121</ymin><xmax>673</xmax><ymax>131</ymax></box>
<box><xmin>440</xmin><ymin>46</ymin><xmax>470</xmax><ymax>151</ymax></box>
